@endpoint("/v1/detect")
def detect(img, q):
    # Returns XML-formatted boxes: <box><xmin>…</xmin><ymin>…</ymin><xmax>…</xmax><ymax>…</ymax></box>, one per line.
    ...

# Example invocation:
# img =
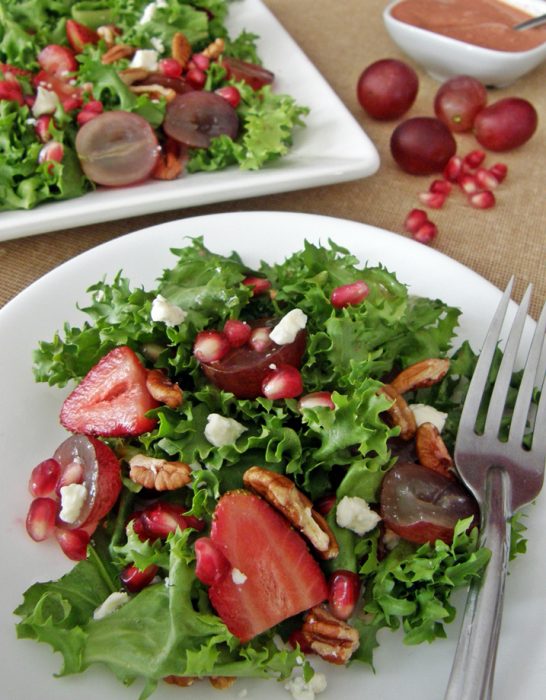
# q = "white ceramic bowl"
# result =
<box><xmin>383</xmin><ymin>0</ymin><xmax>546</xmax><ymax>87</ymax></box>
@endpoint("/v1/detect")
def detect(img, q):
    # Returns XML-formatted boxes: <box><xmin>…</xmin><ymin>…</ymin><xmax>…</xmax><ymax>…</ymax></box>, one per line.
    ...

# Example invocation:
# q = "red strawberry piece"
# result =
<box><xmin>207</xmin><ymin>490</ymin><xmax>328</xmax><ymax>642</ymax></box>
<box><xmin>37</xmin><ymin>44</ymin><xmax>78</xmax><ymax>77</ymax></box>
<box><xmin>60</xmin><ymin>346</ymin><xmax>159</xmax><ymax>436</ymax></box>
<box><xmin>66</xmin><ymin>19</ymin><xmax>99</xmax><ymax>53</ymax></box>
<box><xmin>33</xmin><ymin>70</ymin><xmax>83</xmax><ymax>110</ymax></box>
<box><xmin>195</xmin><ymin>537</ymin><xmax>231</xmax><ymax>585</ymax></box>
<box><xmin>0</xmin><ymin>79</ymin><xmax>24</xmax><ymax>105</ymax></box>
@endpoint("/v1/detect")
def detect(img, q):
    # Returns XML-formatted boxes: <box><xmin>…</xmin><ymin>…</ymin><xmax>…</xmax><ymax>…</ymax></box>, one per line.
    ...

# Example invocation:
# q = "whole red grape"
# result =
<box><xmin>474</xmin><ymin>98</ymin><xmax>538</xmax><ymax>151</ymax></box>
<box><xmin>356</xmin><ymin>58</ymin><xmax>418</xmax><ymax>120</ymax></box>
<box><xmin>434</xmin><ymin>75</ymin><xmax>487</xmax><ymax>132</ymax></box>
<box><xmin>390</xmin><ymin>117</ymin><xmax>457</xmax><ymax>175</ymax></box>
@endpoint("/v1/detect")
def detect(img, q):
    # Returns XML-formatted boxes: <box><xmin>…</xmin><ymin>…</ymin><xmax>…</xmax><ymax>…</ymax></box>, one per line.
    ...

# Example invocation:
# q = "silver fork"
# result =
<box><xmin>444</xmin><ymin>278</ymin><xmax>546</xmax><ymax>700</ymax></box>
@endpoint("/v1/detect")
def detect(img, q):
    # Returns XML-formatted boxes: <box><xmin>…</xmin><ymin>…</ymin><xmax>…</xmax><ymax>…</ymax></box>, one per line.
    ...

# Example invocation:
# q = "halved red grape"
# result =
<box><xmin>473</xmin><ymin>98</ymin><xmax>538</xmax><ymax>152</ymax></box>
<box><xmin>221</xmin><ymin>56</ymin><xmax>274</xmax><ymax>90</ymax></box>
<box><xmin>380</xmin><ymin>462</ymin><xmax>478</xmax><ymax>544</ymax></box>
<box><xmin>433</xmin><ymin>75</ymin><xmax>487</xmax><ymax>133</ymax></box>
<box><xmin>137</xmin><ymin>72</ymin><xmax>194</xmax><ymax>94</ymax></box>
<box><xmin>356</xmin><ymin>58</ymin><xmax>418</xmax><ymax>120</ymax></box>
<box><xmin>163</xmin><ymin>91</ymin><xmax>239</xmax><ymax>148</ymax></box>
<box><xmin>390</xmin><ymin>117</ymin><xmax>457</xmax><ymax>175</ymax></box>
<box><xmin>75</xmin><ymin>111</ymin><xmax>160</xmax><ymax>186</ymax></box>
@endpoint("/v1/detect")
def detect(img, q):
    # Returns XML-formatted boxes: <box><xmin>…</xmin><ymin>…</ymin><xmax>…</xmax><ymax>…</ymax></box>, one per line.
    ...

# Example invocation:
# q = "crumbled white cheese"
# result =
<box><xmin>336</xmin><ymin>495</ymin><xmax>381</xmax><ymax>536</ymax></box>
<box><xmin>150</xmin><ymin>294</ymin><xmax>186</xmax><ymax>326</ymax></box>
<box><xmin>204</xmin><ymin>413</ymin><xmax>247</xmax><ymax>447</ymax></box>
<box><xmin>130</xmin><ymin>49</ymin><xmax>159</xmax><ymax>71</ymax></box>
<box><xmin>231</xmin><ymin>568</ymin><xmax>247</xmax><ymax>585</ymax></box>
<box><xmin>150</xmin><ymin>36</ymin><xmax>165</xmax><ymax>53</ymax></box>
<box><xmin>93</xmin><ymin>592</ymin><xmax>130</xmax><ymax>620</ymax></box>
<box><xmin>409</xmin><ymin>403</ymin><xmax>448</xmax><ymax>433</ymax></box>
<box><xmin>139</xmin><ymin>0</ymin><xmax>167</xmax><ymax>24</ymax></box>
<box><xmin>284</xmin><ymin>673</ymin><xmax>327</xmax><ymax>700</ymax></box>
<box><xmin>269</xmin><ymin>309</ymin><xmax>307</xmax><ymax>345</ymax></box>
<box><xmin>32</xmin><ymin>86</ymin><xmax>59</xmax><ymax>117</ymax></box>
<box><xmin>59</xmin><ymin>483</ymin><xmax>87</xmax><ymax>524</ymax></box>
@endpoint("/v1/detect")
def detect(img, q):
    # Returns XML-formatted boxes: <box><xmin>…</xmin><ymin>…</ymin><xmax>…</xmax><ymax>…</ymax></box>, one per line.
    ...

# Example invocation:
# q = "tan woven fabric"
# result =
<box><xmin>0</xmin><ymin>0</ymin><xmax>544</xmax><ymax>315</ymax></box>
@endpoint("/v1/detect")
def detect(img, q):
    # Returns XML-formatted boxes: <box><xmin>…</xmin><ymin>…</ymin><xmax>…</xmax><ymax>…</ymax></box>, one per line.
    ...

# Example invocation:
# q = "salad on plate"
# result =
<box><xmin>0</xmin><ymin>0</ymin><xmax>308</xmax><ymax>211</ymax></box>
<box><xmin>14</xmin><ymin>236</ymin><xmax>529</xmax><ymax>699</ymax></box>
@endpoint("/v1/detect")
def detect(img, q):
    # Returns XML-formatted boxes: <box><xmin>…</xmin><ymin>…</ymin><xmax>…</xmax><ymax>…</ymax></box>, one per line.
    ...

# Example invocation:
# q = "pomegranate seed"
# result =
<box><xmin>314</xmin><ymin>494</ymin><xmax>336</xmax><ymax>516</ymax></box>
<box><xmin>328</xmin><ymin>570</ymin><xmax>361</xmax><ymax>620</ymax></box>
<box><xmin>489</xmin><ymin>163</ymin><xmax>508</xmax><ymax>183</ymax></box>
<box><xmin>429</xmin><ymin>179</ymin><xmax>452</xmax><ymax>195</ymax></box>
<box><xmin>26</xmin><ymin>498</ymin><xmax>58</xmax><ymax>541</ymax></box>
<box><xmin>458</xmin><ymin>174</ymin><xmax>480</xmax><ymax>195</ymax></box>
<box><xmin>77</xmin><ymin>109</ymin><xmax>100</xmax><ymax>126</ymax></box>
<box><xmin>62</xmin><ymin>96</ymin><xmax>83</xmax><ymax>112</ymax></box>
<box><xmin>159</xmin><ymin>57</ymin><xmax>182</xmax><ymax>78</ymax></box>
<box><xmin>418</xmin><ymin>191</ymin><xmax>446</xmax><ymax>209</ymax></box>
<box><xmin>242</xmin><ymin>276</ymin><xmax>271</xmax><ymax>296</ymax></box>
<box><xmin>29</xmin><ymin>457</ymin><xmax>61</xmax><ymax>497</ymax></box>
<box><xmin>135</xmin><ymin>502</ymin><xmax>191</xmax><ymax>542</ymax></box>
<box><xmin>56</xmin><ymin>459</ymin><xmax>84</xmax><ymax>494</ymax></box>
<box><xmin>223</xmin><ymin>319</ymin><xmax>251</xmax><ymax>347</ymax></box>
<box><xmin>195</xmin><ymin>537</ymin><xmax>231</xmax><ymax>585</ymax></box>
<box><xmin>262</xmin><ymin>364</ymin><xmax>303</xmax><ymax>399</ymax></box>
<box><xmin>475</xmin><ymin>167</ymin><xmax>500</xmax><ymax>190</ymax></box>
<box><xmin>38</xmin><ymin>140</ymin><xmax>64</xmax><ymax>164</ymax></box>
<box><xmin>443</xmin><ymin>155</ymin><xmax>463</xmax><ymax>182</ymax></box>
<box><xmin>215</xmin><ymin>85</ymin><xmax>241</xmax><ymax>108</ymax></box>
<box><xmin>468</xmin><ymin>190</ymin><xmax>496</xmax><ymax>209</ymax></box>
<box><xmin>84</xmin><ymin>99</ymin><xmax>103</xmax><ymax>113</ymax></box>
<box><xmin>463</xmin><ymin>149</ymin><xmax>486</xmax><ymax>169</ymax></box>
<box><xmin>193</xmin><ymin>330</ymin><xmax>230</xmax><ymax>363</ymax></box>
<box><xmin>55</xmin><ymin>527</ymin><xmax>90</xmax><ymax>560</ymax></box>
<box><xmin>330</xmin><ymin>280</ymin><xmax>369</xmax><ymax>308</ymax></box>
<box><xmin>413</xmin><ymin>221</ymin><xmax>438</xmax><ymax>245</ymax></box>
<box><xmin>120</xmin><ymin>563</ymin><xmax>159</xmax><ymax>592</ymax></box>
<box><xmin>298</xmin><ymin>391</ymin><xmax>335</xmax><ymax>410</ymax></box>
<box><xmin>288</xmin><ymin>628</ymin><xmax>315</xmax><ymax>654</ymax></box>
<box><xmin>185</xmin><ymin>67</ymin><xmax>206</xmax><ymax>90</ymax></box>
<box><xmin>35</xmin><ymin>115</ymin><xmax>53</xmax><ymax>143</ymax></box>
<box><xmin>189</xmin><ymin>53</ymin><xmax>210</xmax><ymax>71</ymax></box>
<box><xmin>403</xmin><ymin>208</ymin><xmax>428</xmax><ymax>234</ymax></box>
<box><xmin>248</xmin><ymin>326</ymin><xmax>273</xmax><ymax>353</ymax></box>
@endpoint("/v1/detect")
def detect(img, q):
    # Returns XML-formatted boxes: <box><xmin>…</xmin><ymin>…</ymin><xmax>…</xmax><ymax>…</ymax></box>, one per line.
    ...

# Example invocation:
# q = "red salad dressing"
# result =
<box><xmin>391</xmin><ymin>0</ymin><xmax>546</xmax><ymax>52</ymax></box>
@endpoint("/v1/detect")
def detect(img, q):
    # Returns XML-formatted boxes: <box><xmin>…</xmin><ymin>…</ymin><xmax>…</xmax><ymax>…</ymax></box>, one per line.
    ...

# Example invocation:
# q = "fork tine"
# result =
<box><xmin>529</xmin><ymin>373</ymin><xmax>546</xmax><ymax>456</ymax></box>
<box><xmin>509</xmin><ymin>298</ymin><xmax>546</xmax><ymax>448</ymax></box>
<box><xmin>483</xmin><ymin>284</ymin><xmax>532</xmax><ymax>438</ymax></box>
<box><xmin>457</xmin><ymin>277</ymin><xmax>514</xmax><ymax>436</ymax></box>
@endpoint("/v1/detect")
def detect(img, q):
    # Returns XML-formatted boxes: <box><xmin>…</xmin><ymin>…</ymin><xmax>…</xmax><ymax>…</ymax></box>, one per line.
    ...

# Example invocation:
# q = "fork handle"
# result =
<box><xmin>444</xmin><ymin>467</ymin><xmax>511</xmax><ymax>700</ymax></box>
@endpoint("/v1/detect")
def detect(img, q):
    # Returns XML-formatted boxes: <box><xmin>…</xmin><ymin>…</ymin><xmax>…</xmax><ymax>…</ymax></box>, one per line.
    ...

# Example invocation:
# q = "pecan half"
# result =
<box><xmin>202</xmin><ymin>38</ymin><xmax>225</xmax><ymax>59</ymax></box>
<box><xmin>302</xmin><ymin>605</ymin><xmax>360</xmax><ymax>665</ymax></box>
<box><xmin>129</xmin><ymin>84</ymin><xmax>177</xmax><ymax>102</ymax></box>
<box><xmin>415</xmin><ymin>422</ymin><xmax>454</xmax><ymax>479</ymax></box>
<box><xmin>243</xmin><ymin>466</ymin><xmax>338</xmax><ymax>559</ymax></box>
<box><xmin>146</xmin><ymin>369</ymin><xmax>183</xmax><ymax>408</ymax></box>
<box><xmin>101</xmin><ymin>44</ymin><xmax>135</xmax><ymax>64</ymax></box>
<box><xmin>171</xmin><ymin>32</ymin><xmax>192</xmax><ymax>69</ymax></box>
<box><xmin>152</xmin><ymin>139</ymin><xmax>188</xmax><ymax>181</ymax></box>
<box><xmin>97</xmin><ymin>25</ymin><xmax>121</xmax><ymax>48</ymax></box>
<box><xmin>129</xmin><ymin>455</ymin><xmax>192</xmax><ymax>491</ymax></box>
<box><xmin>164</xmin><ymin>676</ymin><xmax>197</xmax><ymax>687</ymax></box>
<box><xmin>390</xmin><ymin>358</ymin><xmax>450</xmax><ymax>395</ymax></box>
<box><xmin>209</xmin><ymin>677</ymin><xmax>236</xmax><ymax>690</ymax></box>
<box><xmin>380</xmin><ymin>384</ymin><xmax>417</xmax><ymax>440</ymax></box>
<box><xmin>118</xmin><ymin>67</ymin><xmax>150</xmax><ymax>85</ymax></box>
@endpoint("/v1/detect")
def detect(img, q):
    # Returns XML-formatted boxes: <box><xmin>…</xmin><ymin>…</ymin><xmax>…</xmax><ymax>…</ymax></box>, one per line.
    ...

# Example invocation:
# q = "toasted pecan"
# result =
<box><xmin>129</xmin><ymin>455</ymin><xmax>192</xmax><ymax>491</ymax></box>
<box><xmin>202</xmin><ymin>38</ymin><xmax>225</xmax><ymax>59</ymax></box>
<box><xmin>152</xmin><ymin>139</ymin><xmax>187</xmax><ymax>181</ymax></box>
<box><xmin>164</xmin><ymin>675</ymin><xmax>198</xmax><ymax>687</ymax></box>
<box><xmin>390</xmin><ymin>358</ymin><xmax>450</xmax><ymax>395</ymax></box>
<box><xmin>171</xmin><ymin>32</ymin><xmax>192</xmax><ymax>69</ymax></box>
<box><xmin>302</xmin><ymin>605</ymin><xmax>360</xmax><ymax>665</ymax></box>
<box><xmin>415</xmin><ymin>422</ymin><xmax>454</xmax><ymax>479</ymax></box>
<box><xmin>209</xmin><ymin>677</ymin><xmax>236</xmax><ymax>690</ymax></box>
<box><xmin>243</xmin><ymin>466</ymin><xmax>338</xmax><ymax>559</ymax></box>
<box><xmin>146</xmin><ymin>369</ymin><xmax>183</xmax><ymax>408</ymax></box>
<box><xmin>101</xmin><ymin>43</ymin><xmax>135</xmax><ymax>64</ymax></box>
<box><xmin>380</xmin><ymin>384</ymin><xmax>417</xmax><ymax>440</ymax></box>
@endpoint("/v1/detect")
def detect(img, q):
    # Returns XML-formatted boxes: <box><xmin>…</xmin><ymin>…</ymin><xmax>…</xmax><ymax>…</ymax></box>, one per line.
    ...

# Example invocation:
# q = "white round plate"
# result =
<box><xmin>1</xmin><ymin>211</ymin><xmax>544</xmax><ymax>700</ymax></box>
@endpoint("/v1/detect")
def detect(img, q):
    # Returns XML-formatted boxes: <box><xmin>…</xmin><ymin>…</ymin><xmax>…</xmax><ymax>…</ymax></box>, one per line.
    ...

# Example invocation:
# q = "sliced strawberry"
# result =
<box><xmin>0</xmin><ymin>80</ymin><xmax>24</xmax><ymax>105</ymax></box>
<box><xmin>66</xmin><ymin>19</ymin><xmax>99</xmax><ymax>53</ymax></box>
<box><xmin>60</xmin><ymin>346</ymin><xmax>160</xmax><ymax>436</ymax></box>
<box><xmin>37</xmin><ymin>44</ymin><xmax>78</xmax><ymax>77</ymax></box>
<box><xmin>207</xmin><ymin>490</ymin><xmax>328</xmax><ymax>642</ymax></box>
<box><xmin>33</xmin><ymin>70</ymin><xmax>83</xmax><ymax>110</ymax></box>
<box><xmin>0</xmin><ymin>62</ymin><xmax>32</xmax><ymax>80</ymax></box>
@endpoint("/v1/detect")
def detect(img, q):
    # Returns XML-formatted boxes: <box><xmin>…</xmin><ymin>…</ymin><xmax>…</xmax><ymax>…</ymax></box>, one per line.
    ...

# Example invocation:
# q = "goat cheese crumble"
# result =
<box><xmin>336</xmin><ymin>495</ymin><xmax>381</xmax><ymax>536</ymax></box>
<box><xmin>204</xmin><ymin>413</ymin><xmax>247</xmax><ymax>447</ymax></box>
<box><xmin>150</xmin><ymin>294</ymin><xmax>187</xmax><ymax>326</ymax></box>
<box><xmin>270</xmin><ymin>309</ymin><xmax>307</xmax><ymax>345</ymax></box>
<box><xmin>59</xmin><ymin>483</ymin><xmax>87</xmax><ymax>524</ymax></box>
<box><xmin>409</xmin><ymin>403</ymin><xmax>448</xmax><ymax>432</ymax></box>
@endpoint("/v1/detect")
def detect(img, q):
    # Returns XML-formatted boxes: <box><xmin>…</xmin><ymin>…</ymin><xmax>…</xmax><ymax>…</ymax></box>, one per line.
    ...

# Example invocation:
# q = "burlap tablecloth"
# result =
<box><xmin>1</xmin><ymin>0</ymin><xmax>544</xmax><ymax>316</ymax></box>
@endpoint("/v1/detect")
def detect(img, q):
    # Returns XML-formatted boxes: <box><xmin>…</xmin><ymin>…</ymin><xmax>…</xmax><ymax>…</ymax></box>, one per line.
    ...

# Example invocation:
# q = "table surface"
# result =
<box><xmin>1</xmin><ymin>0</ymin><xmax>544</xmax><ymax>317</ymax></box>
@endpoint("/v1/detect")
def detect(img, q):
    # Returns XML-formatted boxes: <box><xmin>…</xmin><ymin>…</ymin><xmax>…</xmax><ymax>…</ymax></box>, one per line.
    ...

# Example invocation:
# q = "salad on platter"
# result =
<box><xmin>14</xmin><ymin>237</ymin><xmax>529</xmax><ymax>699</ymax></box>
<box><xmin>0</xmin><ymin>0</ymin><xmax>308</xmax><ymax>211</ymax></box>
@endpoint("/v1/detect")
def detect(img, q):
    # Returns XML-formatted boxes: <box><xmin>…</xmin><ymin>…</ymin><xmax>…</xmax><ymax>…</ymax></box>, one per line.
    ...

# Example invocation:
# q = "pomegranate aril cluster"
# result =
<box><xmin>406</xmin><ymin>149</ymin><xmax>508</xmax><ymax>243</ymax></box>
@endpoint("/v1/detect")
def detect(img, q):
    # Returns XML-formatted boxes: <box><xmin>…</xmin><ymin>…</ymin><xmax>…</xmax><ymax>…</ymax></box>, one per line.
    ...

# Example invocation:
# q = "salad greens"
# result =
<box><xmin>0</xmin><ymin>0</ymin><xmax>308</xmax><ymax>211</ymax></box>
<box><xmin>16</xmin><ymin>238</ymin><xmax>516</xmax><ymax>697</ymax></box>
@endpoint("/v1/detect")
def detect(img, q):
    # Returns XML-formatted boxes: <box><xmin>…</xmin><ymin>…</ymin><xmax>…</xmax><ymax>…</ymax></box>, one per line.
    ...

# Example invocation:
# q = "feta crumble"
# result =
<box><xmin>32</xmin><ymin>86</ymin><xmax>59</xmax><ymax>117</ymax></box>
<box><xmin>204</xmin><ymin>414</ymin><xmax>247</xmax><ymax>447</ymax></box>
<box><xmin>130</xmin><ymin>49</ymin><xmax>159</xmax><ymax>71</ymax></box>
<box><xmin>409</xmin><ymin>403</ymin><xmax>448</xmax><ymax>433</ymax></box>
<box><xmin>336</xmin><ymin>495</ymin><xmax>381</xmax><ymax>536</ymax></box>
<box><xmin>269</xmin><ymin>309</ymin><xmax>307</xmax><ymax>345</ymax></box>
<box><xmin>284</xmin><ymin>673</ymin><xmax>327</xmax><ymax>700</ymax></box>
<box><xmin>139</xmin><ymin>0</ymin><xmax>167</xmax><ymax>24</ymax></box>
<box><xmin>231</xmin><ymin>568</ymin><xmax>247</xmax><ymax>585</ymax></box>
<box><xmin>150</xmin><ymin>294</ymin><xmax>186</xmax><ymax>326</ymax></box>
<box><xmin>59</xmin><ymin>483</ymin><xmax>87</xmax><ymax>524</ymax></box>
<box><xmin>93</xmin><ymin>592</ymin><xmax>130</xmax><ymax>620</ymax></box>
